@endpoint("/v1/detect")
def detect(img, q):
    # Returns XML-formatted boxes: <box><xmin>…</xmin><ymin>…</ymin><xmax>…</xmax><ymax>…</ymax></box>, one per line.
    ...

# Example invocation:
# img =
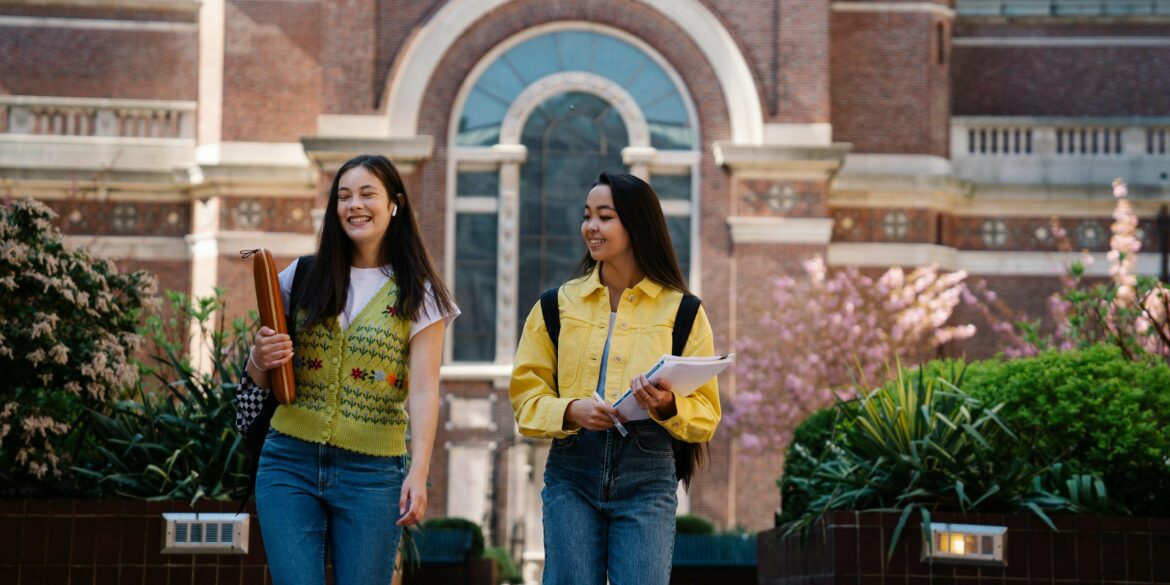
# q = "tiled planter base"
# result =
<box><xmin>1</xmin><ymin>499</ymin><xmax>500</xmax><ymax>585</ymax></box>
<box><xmin>758</xmin><ymin>510</ymin><xmax>1170</xmax><ymax>584</ymax></box>
<box><xmin>1</xmin><ymin>499</ymin><xmax>272</xmax><ymax>585</ymax></box>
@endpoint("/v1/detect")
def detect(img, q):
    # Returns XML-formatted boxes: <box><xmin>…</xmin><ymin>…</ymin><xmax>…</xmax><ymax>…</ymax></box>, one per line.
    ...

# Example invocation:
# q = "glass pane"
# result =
<box><xmin>556</xmin><ymin>30</ymin><xmax>596</xmax><ymax>72</ymax></box>
<box><xmin>456</xmin><ymin>171</ymin><xmax>499</xmax><ymax>198</ymax></box>
<box><xmin>457</xmin><ymin>87</ymin><xmax>508</xmax><ymax>146</ymax></box>
<box><xmin>452</xmin><ymin>214</ymin><xmax>498</xmax><ymax>362</ymax></box>
<box><xmin>590</xmin><ymin>35</ymin><xmax>649</xmax><ymax>86</ymax></box>
<box><xmin>649</xmin><ymin>173</ymin><xmax>690</xmax><ymax>200</ymax></box>
<box><xmin>666</xmin><ymin>215</ymin><xmax>691</xmax><ymax>286</ymax></box>
<box><xmin>517</xmin><ymin>92</ymin><xmax>628</xmax><ymax>336</ymax></box>
<box><xmin>476</xmin><ymin>58</ymin><xmax>527</xmax><ymax>105</ymax></box>
<box><xmin>649</xmin><ymin>122</ymin><xmax>694</xmax><ymax>150</ymax></box>
<box><xmin>504</xmin><ymin>34</ymin><xmax>560</xmax><ymax>85</ymax></box>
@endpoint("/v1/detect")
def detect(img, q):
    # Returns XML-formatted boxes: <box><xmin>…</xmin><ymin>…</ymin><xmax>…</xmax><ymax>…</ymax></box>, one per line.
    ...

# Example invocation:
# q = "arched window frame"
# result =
<box><xmin>443</xmin><ymin>23</ymin><xmax>702</xmax><ymax>372</ymax></box>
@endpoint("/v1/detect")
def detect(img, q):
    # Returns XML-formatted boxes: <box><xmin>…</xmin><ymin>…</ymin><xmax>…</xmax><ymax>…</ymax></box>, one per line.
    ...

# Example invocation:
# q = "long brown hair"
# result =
<box><xmin>299</xmin><ymin>154</ymin><xmax>455</xmax><ymax>329</ymax></box>
<box><xmin>572</xmin><ymin>171</ymin><xmax>708</xmax><ymax>487</ymax></box>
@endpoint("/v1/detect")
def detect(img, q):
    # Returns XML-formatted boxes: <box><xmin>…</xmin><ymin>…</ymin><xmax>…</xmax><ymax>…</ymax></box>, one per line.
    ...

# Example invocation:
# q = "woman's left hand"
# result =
<box><xmin>631</xmin><ymin>374</ymin><xmax>677</xmax><ymax>418</ymax></box>
<box><xmin>396</xmin><ymin>470</ymin><xmax>428</xmax><ymax>527</ymax></box>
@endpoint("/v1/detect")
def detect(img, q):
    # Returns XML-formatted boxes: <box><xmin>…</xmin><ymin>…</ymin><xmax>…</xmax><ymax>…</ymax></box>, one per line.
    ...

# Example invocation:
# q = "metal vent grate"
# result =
<box><xmin>162</xmin><ymin>513</ymin><xmax>249</xmax><ymax>555</ymax></box>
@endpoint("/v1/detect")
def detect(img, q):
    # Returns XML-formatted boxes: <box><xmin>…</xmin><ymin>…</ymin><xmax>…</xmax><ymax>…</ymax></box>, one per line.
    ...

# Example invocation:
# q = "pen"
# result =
<box><xmin>594</xmin><ymin>390</ymin><xmax>628</xmax><ymax>437</ymax></box>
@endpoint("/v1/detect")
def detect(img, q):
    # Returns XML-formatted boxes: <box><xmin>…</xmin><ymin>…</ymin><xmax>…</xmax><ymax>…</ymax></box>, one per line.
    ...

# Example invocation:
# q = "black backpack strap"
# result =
<box><xmin>671</xmin><ymin>294</ymin><xmax>701</xmax><ymax>356</ymax></box>
<box><xmin>540</xmin><ymin>287</ymin><xmax>561</xmax><ymax>350</ymax></box>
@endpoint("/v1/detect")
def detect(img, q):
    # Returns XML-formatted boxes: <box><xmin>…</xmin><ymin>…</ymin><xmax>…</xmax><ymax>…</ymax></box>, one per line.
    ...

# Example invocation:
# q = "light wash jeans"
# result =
<box><xmin>542</xmin><ymin>419</ymin><xmax>678</xmax><ymax>585</ymax></box>
<box><xmin>256</xmin><ymin>429</ymin><xmax>405</xmax><ymax>585</ymax></box>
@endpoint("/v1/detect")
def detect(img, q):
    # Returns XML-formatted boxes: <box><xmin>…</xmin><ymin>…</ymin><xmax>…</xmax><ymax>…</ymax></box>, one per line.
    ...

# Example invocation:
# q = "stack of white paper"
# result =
<box><xmin>611</xmin><ymin>353</ymin><xmax>735</xmax><ymax>422</ymax></box>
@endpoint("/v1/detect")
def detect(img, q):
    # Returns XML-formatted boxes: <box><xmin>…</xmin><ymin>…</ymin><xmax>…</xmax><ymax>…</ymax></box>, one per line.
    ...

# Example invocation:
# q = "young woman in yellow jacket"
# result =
<box><xmin>510</xmin><ymin>171</ymin><xmax>721</xmax><ymax>585</ymax></box>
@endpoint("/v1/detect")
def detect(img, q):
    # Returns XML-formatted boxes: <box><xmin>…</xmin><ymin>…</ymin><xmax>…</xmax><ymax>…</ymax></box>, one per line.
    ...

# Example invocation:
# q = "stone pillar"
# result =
<box><xmin>493</xmin><ymin>144</ymin><xmax>528</xmax><ymax>364</ymax></box>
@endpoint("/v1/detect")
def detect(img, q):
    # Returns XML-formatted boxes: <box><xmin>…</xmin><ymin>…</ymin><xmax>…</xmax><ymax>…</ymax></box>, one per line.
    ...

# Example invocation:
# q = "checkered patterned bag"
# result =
<box><xmin>234</xmin><ymin>373</ymin><xmax>270</xmax><ymax>433</ymax></box>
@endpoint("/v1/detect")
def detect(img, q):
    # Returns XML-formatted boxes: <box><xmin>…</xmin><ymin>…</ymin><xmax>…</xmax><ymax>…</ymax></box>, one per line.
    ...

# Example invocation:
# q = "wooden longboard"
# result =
<box><xmin>244</xmin><ymin>248</ymin><xmax>296</xmax><ymax>404</ymax></box>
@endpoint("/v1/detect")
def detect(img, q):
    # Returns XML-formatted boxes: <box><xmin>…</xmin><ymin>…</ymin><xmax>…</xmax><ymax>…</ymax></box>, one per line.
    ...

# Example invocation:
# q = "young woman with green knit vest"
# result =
<box><xmin>510</xmin><ymin>171</ymin><xmax>721</xmax><ymax>585</ymax></box>
<box><xmin>246</xmin><ymin>154</ymin><xmax>458</xmax><ymax>585</ymax></box>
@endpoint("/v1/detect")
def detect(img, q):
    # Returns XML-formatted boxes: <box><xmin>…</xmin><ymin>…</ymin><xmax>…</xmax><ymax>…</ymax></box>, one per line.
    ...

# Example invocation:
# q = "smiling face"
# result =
<box><xmin>581</xmin><ymin>184</ymin><xmax>632</xmax><ymax>264</ymax></box>
<box><xmin>335</xmin><ymin>165</ymin><xmax>396</xmax><ymax>252</ymax></box>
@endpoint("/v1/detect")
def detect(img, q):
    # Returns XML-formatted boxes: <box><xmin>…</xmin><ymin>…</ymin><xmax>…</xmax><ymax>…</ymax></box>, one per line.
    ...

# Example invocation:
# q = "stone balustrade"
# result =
<box><xmin>0</xmin><ymin>96</ymin><xmax>196</xmax><ymax>140</ymax></box>
<box><xmin>952</xmin><ymin>117</ymin><xmax>1170</xmax><ymax>186</ymax></box>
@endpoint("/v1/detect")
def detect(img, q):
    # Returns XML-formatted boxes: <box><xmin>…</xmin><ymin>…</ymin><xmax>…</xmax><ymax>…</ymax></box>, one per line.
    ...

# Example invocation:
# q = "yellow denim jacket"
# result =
<box><xmin>509</xmin><ymin>268</ymin><xmax>722</xmax><ymax>442</ymax></box>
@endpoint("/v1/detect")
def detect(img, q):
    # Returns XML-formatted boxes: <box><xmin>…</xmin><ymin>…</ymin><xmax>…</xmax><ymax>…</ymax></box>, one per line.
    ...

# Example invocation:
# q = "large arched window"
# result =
<box><xmin>448</xmin><ymin>26</ymin><xmax>699</xmax><ymax>364</ymax></box>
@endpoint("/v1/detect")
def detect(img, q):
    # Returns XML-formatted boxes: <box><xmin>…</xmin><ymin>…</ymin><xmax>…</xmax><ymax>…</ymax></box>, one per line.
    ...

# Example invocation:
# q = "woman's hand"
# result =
<box><xmin>564</xmin><ymin>398</ymin><xmax>621</xmax><ymax>431</ymax></box>
<box><xmin>252</xmin><ymin>326</ymin><xmax>293</xmax><ymax>370</ymax></box>
<box><xmin>396</xmin><ymin>470</ymin><xmax>428</xmax><ymax>526</ymax></box>
<box><xmin>631</xmin><ymin>375</ymin><xmax>677</xmax><ymax>419</ymax></box>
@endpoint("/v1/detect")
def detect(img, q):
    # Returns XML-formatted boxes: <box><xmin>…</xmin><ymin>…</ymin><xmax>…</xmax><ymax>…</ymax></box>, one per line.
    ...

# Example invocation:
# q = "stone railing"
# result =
<box><xmin>952</xmin><ymin>117</ymin><xmax>1170</xmax><ymax>185</ymax></box>
<box><xmin>0</xmin><ymin>95</ymin><xmax>196</xmax><ymax>139</ymax></box>
<box><xmin>957</xmin><ymin>0</ymin><xmax>1170</xmax><ymax>17</ymax></box>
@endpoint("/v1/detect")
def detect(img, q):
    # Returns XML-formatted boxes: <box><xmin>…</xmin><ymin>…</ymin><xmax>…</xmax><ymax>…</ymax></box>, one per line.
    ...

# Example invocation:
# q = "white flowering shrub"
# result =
<box><xmin>0</xmin><ymin>198</ymin><xmax>156</xmax><ymax>489</ymax></box>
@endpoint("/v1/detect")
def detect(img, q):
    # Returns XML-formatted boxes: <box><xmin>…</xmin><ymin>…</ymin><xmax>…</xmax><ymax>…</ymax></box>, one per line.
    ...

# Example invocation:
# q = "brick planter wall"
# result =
<box><xmin>758</xmin><ymin>511</ymin><xmax>1170</xmax><ymax>585</ymax></box>
<box><xmin>0</xmin><ymin>500</ymin><xmax>272</xmax><ymax>585</ymax></box>
<box><xmin>0</xmin><ymin>499</ymin><xmax>503</xmax><ymax>585</ymax></box>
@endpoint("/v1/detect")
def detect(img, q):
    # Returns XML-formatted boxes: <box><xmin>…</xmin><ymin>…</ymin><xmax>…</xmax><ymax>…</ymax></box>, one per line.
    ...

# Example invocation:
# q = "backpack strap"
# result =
<box><xmin>540</xmin><ymin>287</ymin><xmax>561</xmax><ymax>350</ymax></box>
<box><xmin>671</xmin><ymin>294</ymin><xmax>701</xmax><ymax>356</ymax></box>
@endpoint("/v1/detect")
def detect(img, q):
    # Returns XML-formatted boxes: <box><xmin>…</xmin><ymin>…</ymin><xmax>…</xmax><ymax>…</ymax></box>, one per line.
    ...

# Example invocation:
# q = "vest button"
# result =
<box><xmin>620</xmin><ymin>321</ymin><xmax>628</xmax><ymax>329</ymax></box>
<box><xmin>626</xmin><ymin>294</ymin><xmax>636</xmax><ymax>302</ymax></box>
<box><xmin>615</xmin><ymin>355</ymin><xmax>623</xmax><ymax>362</ymax></box>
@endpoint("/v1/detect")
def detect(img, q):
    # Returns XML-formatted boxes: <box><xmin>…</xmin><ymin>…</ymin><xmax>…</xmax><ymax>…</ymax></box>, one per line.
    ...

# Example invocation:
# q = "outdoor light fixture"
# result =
<box><xmin>921</xmin><ymin>523</ymin><xmax>1006</xmax><ymax>566</ymax></box>
<box><xmin>161</xmin><ymin>512</ymin><xmax>250</xmax><ymax>555</ymax></box>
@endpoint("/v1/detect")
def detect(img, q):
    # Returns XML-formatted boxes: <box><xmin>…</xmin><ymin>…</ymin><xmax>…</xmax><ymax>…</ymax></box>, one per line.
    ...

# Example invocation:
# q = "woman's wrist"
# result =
<box><xmin>248</xmin><ymin>346</ymin><xmax>266</xmax><ymax>372</ymax></box>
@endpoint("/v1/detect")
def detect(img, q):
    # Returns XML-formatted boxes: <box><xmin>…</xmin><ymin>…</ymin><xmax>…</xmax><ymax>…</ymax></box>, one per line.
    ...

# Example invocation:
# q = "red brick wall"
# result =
<box><xmin>320</xmin><ymin>0</ymin><xmax>378</xmax><ymax>115</ymax></box>
<box><xmin>221</xmin><ymin>0</ymin><xmax>323</xmax><ymax>142</ymax></box>
<box><xmin>702</xmin><ymin>0</ymin><xmax>831</xmax><ymax>123</ymax></box>
<box><xmin>952</xmin><ymin>21</ymin><xmax>1170</xmax><ymax>116</ymax></box>
<box><xmin>952</xmin><ymin>20</ymin><xmax>1170</xmax><ymax>116</ymax></box>
<box><xmin>831</xmin><ymin>9</ymin><xmax>951</xmax><ymax>156</ymax></box>
<box><xmin>374</xmin><ymin>0</ymin><xmax>445</xmax><ymax>109</ymax></box>
<box><xmin>0</xmin><ymin>21</ymin><xmax>197</xmax><ymax>100</ymax></box>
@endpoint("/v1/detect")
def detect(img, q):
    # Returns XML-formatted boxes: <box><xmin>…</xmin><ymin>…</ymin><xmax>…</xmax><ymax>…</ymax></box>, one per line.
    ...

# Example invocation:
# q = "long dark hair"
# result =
<box><xmin>299</xmin><ymin>154</ymin><xmax>455</xmax><ymax>329</ymax></box>
<box><xmin>573</xmin><ymin>171</ymin><xmax>708</xmax><ymax>487</ymax></box>
<box><xmin>572</xmin><ymin>171</ymin><xmax>689</xmax><ymax>294</ymax></box>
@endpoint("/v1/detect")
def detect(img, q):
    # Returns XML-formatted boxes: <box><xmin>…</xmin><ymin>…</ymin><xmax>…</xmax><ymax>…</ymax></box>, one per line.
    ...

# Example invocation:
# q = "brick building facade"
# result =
<box><xmin>2</xmin><ymin>0</ymin><xmax>1167</xmax><ymax>580</ymax></box>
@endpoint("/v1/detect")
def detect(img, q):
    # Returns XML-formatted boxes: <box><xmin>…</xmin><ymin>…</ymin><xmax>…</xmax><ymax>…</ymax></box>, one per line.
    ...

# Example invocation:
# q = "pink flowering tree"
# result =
<box><xmin>1021</xmin><ymin>179</ymin><xmax>1170</xmax><ymax>360</ymax></box>
<box><xmin>0</xmin><ymin>198</ymin><xmax>156</xmax><ymax>490</ymax></box>
<box><xmin>727</xmin><ymin>258</ymin><xmax>977</xmax><ymax>450</ymax></box>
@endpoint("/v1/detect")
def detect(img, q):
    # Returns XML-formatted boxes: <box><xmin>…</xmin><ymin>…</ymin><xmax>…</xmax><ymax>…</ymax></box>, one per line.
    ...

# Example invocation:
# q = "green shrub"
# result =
<box><xmin>675</xmin><ymin>513</ymin><xmax>715</xmax><ymax>535</ymax></box>
<box><xmin>776</xmin><ymin>406</ymin><xmax>842</xmax><ymax>525</ymax></box>
<box><xmin>420</xmin><ymin>517</ymin><xmax>486</xmax><ymax>558</ymax></box>
<box><xmin>963</xmin><ymin>345</ymin><xmax>1170</xmax><ymax>516</ymax></box>
<box><xmin>782</xmin><ymin>364</ymin><xmax>1093</xmax><ymax>558</ymax></box>
<box><xmin>72</xmin><ymin>291</ymin><xmax>255</xmax><ymax>502</ymax></box>
<box><xmin>482</xmin><ymin>547</ymin><xmax>523</xmax><ymax>584</ymax></box>
<box><xmin>0</xmin><ymin>198</ymin><xmax>156</xmax><ymax>492</ymax></box>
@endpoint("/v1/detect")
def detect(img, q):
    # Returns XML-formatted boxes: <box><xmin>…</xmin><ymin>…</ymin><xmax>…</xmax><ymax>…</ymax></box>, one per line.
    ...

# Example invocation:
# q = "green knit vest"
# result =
<box><xmin>271</xmin><ymin>278</ymin><xmax>412</xmax><ymax>456</ymax></box>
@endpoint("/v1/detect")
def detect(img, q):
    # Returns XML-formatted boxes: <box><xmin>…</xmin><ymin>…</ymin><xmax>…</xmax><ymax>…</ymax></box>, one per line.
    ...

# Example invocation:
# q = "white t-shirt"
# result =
<box><xmin>278</xmin><ymin>258</ymin><xmax>459</xmax><ymax>339</ymax></box>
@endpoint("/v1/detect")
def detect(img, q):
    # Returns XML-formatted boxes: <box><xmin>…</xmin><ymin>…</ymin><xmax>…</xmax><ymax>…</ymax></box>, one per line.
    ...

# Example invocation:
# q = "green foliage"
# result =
<box><xmin>962</xmin><ymin>345</ymin><xmax>1170</xmax><ymax>516</ymax></box>
<box><xmin>675</xmin><ymin>513</ymin><xmax>716</xmax><ymax>535</ymax></box>
<box><xmin>776</xmin><ymin>407</ymin><xmax>842</xmax><ymax>525</ymax></box>
<box><xmin>482</xmin><ymin>547</ymin><xmax>523</xmax><ymax>584</ymax></box>
<box><xmin>71</xmin><ymin>291</ymin><xmax>256</xmax><ymax>503</ymax></box>
<box><xmin>420</xmin><ymin>517</ymin><xmax>486</xmax><ymax>558</ymax></box>
<box><xmin>783</xmin><ymin>364</ymin><xmax>1090</xmax><ymax>559</ymax></box>
<box><xmin>0</xmin><ymin>198</ymin><xmax>155</xmax><ymax>490</ymax></box>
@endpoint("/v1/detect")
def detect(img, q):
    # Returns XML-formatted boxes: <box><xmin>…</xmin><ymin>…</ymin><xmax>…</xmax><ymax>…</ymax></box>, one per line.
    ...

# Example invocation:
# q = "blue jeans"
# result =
<box><xmin>542</xmin><ymin>420</ymin><xmax>678</xmax><ymax>585</ymax></box>
<box><xmin>256</xmin><ymin>429</ymin><xmax>405</xmax><ymax>585</ymax></box>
